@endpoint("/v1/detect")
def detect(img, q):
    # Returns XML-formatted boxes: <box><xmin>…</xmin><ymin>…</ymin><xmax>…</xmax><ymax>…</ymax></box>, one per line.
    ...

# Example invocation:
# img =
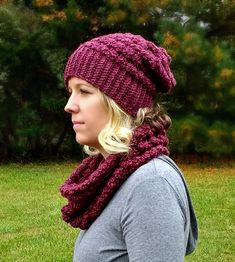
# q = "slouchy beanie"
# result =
<box><xmin>64</xmin><ymin>32</ymin><xmax>176</xmax><ymax>116</ymax></box>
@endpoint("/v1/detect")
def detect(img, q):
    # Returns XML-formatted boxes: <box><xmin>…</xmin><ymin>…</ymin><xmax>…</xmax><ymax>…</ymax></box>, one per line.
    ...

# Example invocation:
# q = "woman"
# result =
<box><xmin>60</xmin><ymin>33</ymin><xmax>198</xmax><ymax>262</ymax></box>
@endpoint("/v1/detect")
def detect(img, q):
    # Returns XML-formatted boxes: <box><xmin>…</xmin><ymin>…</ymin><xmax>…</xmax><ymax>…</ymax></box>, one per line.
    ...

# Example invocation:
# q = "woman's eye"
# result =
<box><xmin>80</xmin><ymin>89</ymin><xmax>90</xmax><ymax>94</ymax></box>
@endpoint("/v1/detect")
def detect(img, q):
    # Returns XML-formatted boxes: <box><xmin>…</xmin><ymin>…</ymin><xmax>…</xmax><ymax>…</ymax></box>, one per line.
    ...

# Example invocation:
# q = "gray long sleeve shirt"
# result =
<box><xmin>73</xmin><ymin>155</ymin><xmax>198</xmax><ymax>262</ymax></box>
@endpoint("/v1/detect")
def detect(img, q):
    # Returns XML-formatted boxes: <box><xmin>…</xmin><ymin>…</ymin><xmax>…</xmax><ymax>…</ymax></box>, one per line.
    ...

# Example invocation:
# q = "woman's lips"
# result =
<box><xmin>72</xmin><ymin>121</ymin><xmax>85</xmax><ymax>129</ymax></box>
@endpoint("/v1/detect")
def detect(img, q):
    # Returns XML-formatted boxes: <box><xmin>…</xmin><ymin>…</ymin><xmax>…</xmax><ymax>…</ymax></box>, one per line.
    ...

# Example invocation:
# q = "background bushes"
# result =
<box><xmin>0</xmin><ymin>0</ymin><xmax>234</xmax><ymax>160</ymax></box>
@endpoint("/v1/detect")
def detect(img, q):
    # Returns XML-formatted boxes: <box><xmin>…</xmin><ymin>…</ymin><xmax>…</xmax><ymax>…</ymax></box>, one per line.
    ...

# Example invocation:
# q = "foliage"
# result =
<box><xmin>0</xmin><ymin>1</ymin><xmax>79</xmax><ymax>160</ymax></box>
<box><xmin>0</xmin><ymin>0</ymin><xmax>234</xmax><ymax>160</ymax></box>
<box><xmin>169</xmin><ymin>116</ymin><xmax>235</xmax><ymax>155</ymax></box>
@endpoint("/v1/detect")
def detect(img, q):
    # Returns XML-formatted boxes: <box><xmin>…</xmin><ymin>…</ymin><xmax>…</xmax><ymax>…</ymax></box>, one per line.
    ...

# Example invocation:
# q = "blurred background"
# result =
<box><xmin>0</xmin><ymin>0</ymin><xmax>234</xmax><ymax>161</ymax></box>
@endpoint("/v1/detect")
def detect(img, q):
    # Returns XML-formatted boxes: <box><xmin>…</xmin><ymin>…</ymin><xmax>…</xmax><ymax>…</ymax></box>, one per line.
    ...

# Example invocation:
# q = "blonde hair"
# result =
<box><xmin>84</xmin><ymin>90</ymin><xmax>171</xmax><ymax>155</ymax></box>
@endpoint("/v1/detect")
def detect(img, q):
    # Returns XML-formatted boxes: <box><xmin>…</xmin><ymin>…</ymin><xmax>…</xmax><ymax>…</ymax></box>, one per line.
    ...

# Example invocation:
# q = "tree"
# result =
<box><xmin>0</xmin><ymin>0</ymin><xmax>234</xmax><ymax>160</ymax></box>
<box><xmin>0</xmin><ymin>2</ymin><xmax>77</xmax><ymax>160</ymax></box>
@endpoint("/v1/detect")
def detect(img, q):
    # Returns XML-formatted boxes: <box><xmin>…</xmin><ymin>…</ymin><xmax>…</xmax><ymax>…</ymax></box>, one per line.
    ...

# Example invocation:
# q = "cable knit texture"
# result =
<box><xmin>60</xmin><ymin>123</ymin><xmax>169</xmax><ymax>229</ymax></box>
<box><xmin>64</xmin><ymin>33</ymin><xmax>176</xmax><ymax>116</ymax></box>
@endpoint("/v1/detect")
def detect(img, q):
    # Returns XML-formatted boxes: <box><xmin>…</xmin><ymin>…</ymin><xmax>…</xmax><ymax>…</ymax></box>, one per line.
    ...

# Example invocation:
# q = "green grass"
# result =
<box><xmin>0</xmin><ymin>160</ymin><xmax>234</xmax><ymax>261</ymax></box>
<box><xmin>182</xmin><ymin>162</ymin><xmax>235</xmax><ymax>262</ymax></box>
<box><xmin>0</xmin><ymin>162</ymin><xmax>78</xmax><ymax>261</ymax></box>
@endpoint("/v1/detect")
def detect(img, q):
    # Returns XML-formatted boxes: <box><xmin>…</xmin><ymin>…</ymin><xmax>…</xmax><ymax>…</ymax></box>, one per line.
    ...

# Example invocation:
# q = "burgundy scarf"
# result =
<box><xmin>60</xmin><ymin>123</ymin><xmax>169</xmax><ymax>229</ymax></box>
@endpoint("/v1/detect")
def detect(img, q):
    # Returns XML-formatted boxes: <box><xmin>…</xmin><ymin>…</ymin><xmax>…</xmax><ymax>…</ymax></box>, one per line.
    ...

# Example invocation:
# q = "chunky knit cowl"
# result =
<box><xmin>60</xmin><ymin>123</ymin><xmax>169</xmax><ymax>229</ymax></box>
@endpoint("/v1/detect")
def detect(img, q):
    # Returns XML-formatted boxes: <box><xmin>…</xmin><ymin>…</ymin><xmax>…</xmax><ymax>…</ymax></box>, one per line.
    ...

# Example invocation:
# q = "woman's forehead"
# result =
<box><xmin>68</xmin><ymin>77</ymin><xmax>91</xmax><ymax>86</ymax></box>
<box><xmin>68</xmin><ymin>77</ymin><xmax>97</xmax><ymax>91</ymax></box>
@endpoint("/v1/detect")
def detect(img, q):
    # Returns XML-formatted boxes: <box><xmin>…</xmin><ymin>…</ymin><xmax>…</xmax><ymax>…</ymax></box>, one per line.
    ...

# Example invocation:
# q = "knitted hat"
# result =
<box><xmin>64</xmin><ymin>33</ymin><xmax>176</xmax><ymax>116</ymax></box>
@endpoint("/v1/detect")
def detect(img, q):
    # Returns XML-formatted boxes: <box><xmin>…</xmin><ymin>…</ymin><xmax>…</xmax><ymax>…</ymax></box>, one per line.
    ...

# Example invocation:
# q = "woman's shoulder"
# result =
<box><xmin>117</xmin><ymin>154</ymin><xmax>190</xmax><ymax>212</ymax></box>
<box><xmin>123</xmin><ymin>155</ymin><xmax>185</xmax><ymax>190</ymax></box>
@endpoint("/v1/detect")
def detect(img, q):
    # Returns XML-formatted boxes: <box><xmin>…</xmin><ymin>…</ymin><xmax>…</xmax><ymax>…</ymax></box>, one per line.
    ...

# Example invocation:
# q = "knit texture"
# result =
<box><xmin>60</xmin><ymin>123</ymin><xmax>169</xmax><ymax>229</ymax></box>
<box><xmin>64</xmin><ymin>33</ymin><xmax>176</xmax><ymax>116</ymax></box>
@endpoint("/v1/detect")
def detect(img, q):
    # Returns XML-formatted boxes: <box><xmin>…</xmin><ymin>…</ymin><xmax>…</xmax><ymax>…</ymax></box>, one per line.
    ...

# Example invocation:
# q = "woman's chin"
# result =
<box><xmin>75</xmin><ymin>136</ymin><xmax>86</xmax><ymax>146</ymax></box>
<box><xmin>75</xmin><ymin>136</ymin><xmax>96</xmax><ymax>148</ymax></box>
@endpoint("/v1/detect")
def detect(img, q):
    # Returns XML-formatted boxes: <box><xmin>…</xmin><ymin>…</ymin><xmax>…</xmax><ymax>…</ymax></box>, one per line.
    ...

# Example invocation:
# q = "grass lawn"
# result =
<box><xmin>0</xmin><ymin>159</ymin><xmax>234</xmax><ymax>261</ymax></box>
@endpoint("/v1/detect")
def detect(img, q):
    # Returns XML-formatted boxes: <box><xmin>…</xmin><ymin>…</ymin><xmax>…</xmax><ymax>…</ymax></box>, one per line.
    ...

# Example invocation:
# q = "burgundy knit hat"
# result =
<box><xmin>64</xmin><ymin>33</ymin><xmax>176</xmax><ymax>116</ymax></box>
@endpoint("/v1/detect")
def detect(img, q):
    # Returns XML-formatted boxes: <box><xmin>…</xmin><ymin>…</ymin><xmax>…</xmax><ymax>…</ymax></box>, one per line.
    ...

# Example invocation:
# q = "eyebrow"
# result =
<box><xmin>68</xmin><ymin>83</ymin><xmax>94</xmax><ymax>90</ymax></box>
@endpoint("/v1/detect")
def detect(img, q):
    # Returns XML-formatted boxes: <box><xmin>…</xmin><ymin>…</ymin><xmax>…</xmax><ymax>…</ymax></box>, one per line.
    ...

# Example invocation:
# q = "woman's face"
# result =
<box><xmin>64</xmin><ymin>77</ymin><xmax>110</xmax><ymax>151</ymax></box>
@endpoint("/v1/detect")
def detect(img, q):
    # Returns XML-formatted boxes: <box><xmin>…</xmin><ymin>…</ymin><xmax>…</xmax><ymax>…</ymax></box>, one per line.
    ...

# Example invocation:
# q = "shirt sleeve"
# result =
<box><xmin>121</xmin><ymin>176</ymin><xmax>186</xmax><ymax>262</ymax></box>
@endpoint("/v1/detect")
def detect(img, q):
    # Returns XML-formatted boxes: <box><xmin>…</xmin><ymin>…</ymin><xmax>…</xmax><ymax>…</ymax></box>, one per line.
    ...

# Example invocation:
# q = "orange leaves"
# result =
<box><xmin>129</xmin><ymin>0</ymin><xmax>152</xmax><ymax>11</ymax></box>
<box><xmin>129</xmin><ymin>0</ymin><xmax>169</xmax><ymax>11</ymax></box>
<box><xmin>214</xmin><ymin>80</ymin><xmax>222</xmax><ymax>89</ymax></box>
<box><xmin>183</xmin><ymin>32</ymin><xmax>194</xmax><ymax>41</ymax></box>
<box><xmin>163</xmin><ymin>32</ymin><xmax>180</xmax><ymax>47</ymax></box>
<box><xmin>0</xmin><ymin>0</ymin><xmax>8</xmax><ymax>4</ymax></box>
<box><xmin>213</xmin><ymin>46</ymin><xmax>224</xmax><ymax>63</ymax></box>
<box><xmin>34</xmin><ymin>0</ymin><xmax>66</xmax><ymax>22</ymax></box>
<box><xmin>106</xmin><ymin>10</ymin><xmax>126</xmax><ymax>24</ymax></box>
<box><xmin>220</xmin><ymin>68</ymin><xmax>233</xmax><ymax>80</ymax></box>
<box><xmin>137</xmin><ymin>14</ymin><xmax>149</xmax><ymax>25</ymax></box>
<box><xmin>75</xmin><ymin>10</ymin><xmax>84</xmax><ymax>21</ymax></box>
<box><xmin>185</xmin><ymin>45</ymin><xmax>201</xmax><ymax>57</ymax></box>
<box><xmin>42</xmin><ymin>10</ymin><xmax>66</xmax><ymax>22</ymax></box>
<box><xmin>35</xmin><ymin>0</ymin><xmax>53</xmax><ymax>7</ymax></box>
<box><xmin>91</xmin><ymin>17</ymin><xmax>99</xmax><ymax>32</ymax></box>
<box><xmin>213</xmin><ymin>68</ymin><xmax>234</xmax><ymax>89</ymax></box>
<box><xmin>108</xmin><ymin>0</ymin><xmax>119</xmax><ymax>6</ymax></box>
<box><xmin>162</xmin><ymin>31</ymin><xmax>180</xmax><ymax>58</ymax></box>
<box><xmin>232</xmin><ymin>130</ymin><xmax>235</xmax><ymax>144</ymax></box>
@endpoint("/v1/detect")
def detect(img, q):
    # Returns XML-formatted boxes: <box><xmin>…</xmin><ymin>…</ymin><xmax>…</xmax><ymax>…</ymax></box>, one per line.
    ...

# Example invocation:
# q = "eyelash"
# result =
<box><xmin>67</xmin><ymin>88</ymin><xmax>90</xmax><ymax>96</ymax></box>
<box><xmin>80</xmin><ymin>89</ymin><xmax>90</xmax><ymax>94</ymax></box>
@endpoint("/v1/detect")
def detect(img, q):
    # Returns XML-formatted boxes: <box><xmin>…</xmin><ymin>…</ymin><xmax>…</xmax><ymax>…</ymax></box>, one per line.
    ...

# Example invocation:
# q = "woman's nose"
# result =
<box><xmin>64</xmin><ymin>96</ymin><xmax>79</xmax><ymax>114</ymax></box>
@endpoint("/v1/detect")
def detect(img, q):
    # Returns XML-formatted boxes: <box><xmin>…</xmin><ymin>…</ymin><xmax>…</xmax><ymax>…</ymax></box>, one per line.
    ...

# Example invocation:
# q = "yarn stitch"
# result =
<box><xmin>64</xmin><ymin>33</ymin><xmax>176</xmax><ymax>116</ymax></box>
<box><xmin>60</xmin><ymin>123</ymin><xmax>169</xmax><ymax>229</ymax></box>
